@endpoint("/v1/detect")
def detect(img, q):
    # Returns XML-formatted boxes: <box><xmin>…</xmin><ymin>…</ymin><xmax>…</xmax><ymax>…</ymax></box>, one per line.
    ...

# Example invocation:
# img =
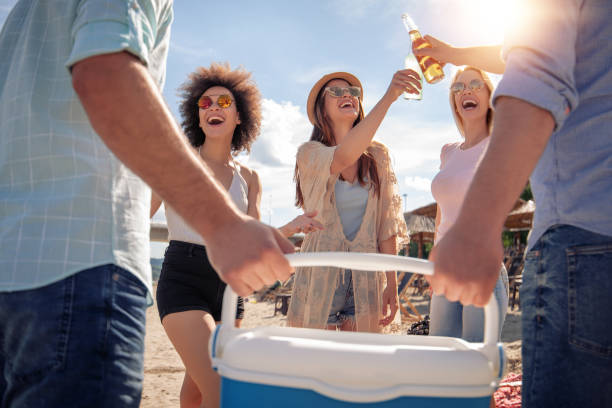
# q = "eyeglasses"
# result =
<box><xmin>197</xmin><ymin>94</ymin><xmax>234</xmax><ymax>110</ymax></box>
<box><xmin>450</xmin><ymin>79</ymin><xmax>485</xmax><ymax>95</ymax></box>
<box><xmin>324</xmin><ymin>86</ymin><xmax>362</xmax><ymax>98</ymax></box>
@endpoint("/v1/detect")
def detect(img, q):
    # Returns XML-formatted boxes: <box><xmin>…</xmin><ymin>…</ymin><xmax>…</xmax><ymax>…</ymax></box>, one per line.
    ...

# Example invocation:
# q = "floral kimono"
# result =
<box><xmin>287</xmin><ymin>140</ymin><xmax>408</xmax><ymax>333</ymax></box>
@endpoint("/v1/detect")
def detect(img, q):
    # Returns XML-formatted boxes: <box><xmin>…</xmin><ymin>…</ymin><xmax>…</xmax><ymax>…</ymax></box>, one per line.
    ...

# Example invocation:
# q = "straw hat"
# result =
<box><xmin>306</xmin><ymin>72</ymin><xmax>363</xmax><ymax>125</ymax></box>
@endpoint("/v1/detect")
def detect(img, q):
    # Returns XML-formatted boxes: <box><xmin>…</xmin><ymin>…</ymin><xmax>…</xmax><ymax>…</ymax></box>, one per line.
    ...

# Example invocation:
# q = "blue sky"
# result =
<box><xmin>0</xmin><ymin>0</ymin><xmax>510</xmax><ymax>257</ymax></box>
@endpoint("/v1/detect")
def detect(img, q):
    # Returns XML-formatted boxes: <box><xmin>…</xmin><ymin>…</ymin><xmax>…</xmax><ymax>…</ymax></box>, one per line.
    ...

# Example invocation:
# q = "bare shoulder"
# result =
<box><xmin>237</xmin><ymin>161</ymin><xmax>261</xmax><ymax>189</ymax></box>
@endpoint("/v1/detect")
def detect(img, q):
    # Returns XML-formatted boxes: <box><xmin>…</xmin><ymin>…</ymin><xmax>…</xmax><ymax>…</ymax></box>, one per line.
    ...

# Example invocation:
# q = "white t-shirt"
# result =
<box><xmin>431</xmin><ymin>138</ymin><xmax>489</xmax><ymax>243</ymax></box>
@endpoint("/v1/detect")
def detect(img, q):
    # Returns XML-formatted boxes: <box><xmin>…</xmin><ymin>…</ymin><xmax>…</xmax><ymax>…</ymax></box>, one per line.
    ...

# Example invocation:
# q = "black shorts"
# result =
<box><xmin>156</xmin><ymin>240</ymin><xmax>245</xmax><ymax>322</ymax></box>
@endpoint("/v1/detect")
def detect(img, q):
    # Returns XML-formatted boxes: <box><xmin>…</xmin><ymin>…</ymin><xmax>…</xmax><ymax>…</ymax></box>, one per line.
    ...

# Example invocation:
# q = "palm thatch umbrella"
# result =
<box><xmin>403</xmin><ymin>198</ymin><xmax>535</xmax><ymax>256</ymax></box>
<box><xmin>403</xmin><ymin>212</ymin><xmax>435</xmax><ymax>259</ymax></box>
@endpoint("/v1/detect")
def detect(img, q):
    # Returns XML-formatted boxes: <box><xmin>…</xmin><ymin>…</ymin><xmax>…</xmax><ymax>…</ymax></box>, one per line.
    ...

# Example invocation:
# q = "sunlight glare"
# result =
<box><xmin>470</xmin><ymin>0</ymin><xmax>518</xmax><ymax>44</ymax></box>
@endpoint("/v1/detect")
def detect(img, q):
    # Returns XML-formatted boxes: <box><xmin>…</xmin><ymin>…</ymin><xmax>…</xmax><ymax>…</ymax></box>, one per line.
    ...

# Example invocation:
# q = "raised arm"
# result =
<box><xmin>414</xmin><ymin>35</ymin><xmax>505</xmax><ymax>74</ymax></box>
<box><xmin>72</xmin><ymin>52</ymin><xmax>293</xmax><ymax>296</ymax></box>
<box><xmin>330</xmin><ymin>69</ymin><xmax>421</xmax><ymax>175</ymax></box>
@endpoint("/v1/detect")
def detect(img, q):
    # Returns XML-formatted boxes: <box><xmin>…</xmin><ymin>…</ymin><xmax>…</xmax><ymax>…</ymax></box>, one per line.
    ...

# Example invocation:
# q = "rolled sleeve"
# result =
<box><xmin>66</xmin><ymin>0</ymin><xmax>158</xmax><ymax>69</ymax></box>
<box><xmin>493</xmin><ymin>0</ymin><xmax>581</xmax><ymax>131</ymax></box>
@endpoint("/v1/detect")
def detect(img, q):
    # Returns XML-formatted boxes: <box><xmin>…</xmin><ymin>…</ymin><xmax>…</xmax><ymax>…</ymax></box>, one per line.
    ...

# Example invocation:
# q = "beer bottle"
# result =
<box><xmin>401</xmin><ymin>13</ymin><xmax>444</xmax><ymax>84</ymax></box>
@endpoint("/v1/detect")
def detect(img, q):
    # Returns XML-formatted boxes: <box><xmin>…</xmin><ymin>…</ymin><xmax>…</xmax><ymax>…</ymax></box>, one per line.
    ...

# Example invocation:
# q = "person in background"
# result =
<box><xmin>287</xmin><ymin>69</ymin><xmax>419</xmax><ymax>332</ymax></box>
<box><xmin>151</xmin><ymin>63</ymin><xmax>322</xmax><ymax>408</ymax></box>
<box><xmin>429</xmin><ymin>1</ymin><xmax>612</xmax><ymax>406</ymax></box>
<box><xmin>429</xmin><ymin>66</ymin><xmax>508</xmax><ymax>341</ymax></box>
<box><xmin>0</xmin><ymin>2</ymin><xmax>292</xmax><ymax>406</ymax></box>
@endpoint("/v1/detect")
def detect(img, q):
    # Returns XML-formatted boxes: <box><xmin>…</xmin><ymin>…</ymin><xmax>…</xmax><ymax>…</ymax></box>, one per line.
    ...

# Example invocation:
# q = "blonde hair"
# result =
<box><xmin>449</xmin><ymin>66</ymin><xmax>495</xmax><ymax>138</ymax></box>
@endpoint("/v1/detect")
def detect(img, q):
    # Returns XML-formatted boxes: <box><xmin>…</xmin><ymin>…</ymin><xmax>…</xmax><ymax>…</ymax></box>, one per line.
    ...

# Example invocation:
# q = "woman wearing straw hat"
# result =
<box><xmin>287</xmin><ymin>69</ymin><xmax>420</xmax><ymax>332</ymax></box>
<box><xmin>429</xmin><ymin>66</ymin><xmax>509</xmax><ymax>341</ymax></box>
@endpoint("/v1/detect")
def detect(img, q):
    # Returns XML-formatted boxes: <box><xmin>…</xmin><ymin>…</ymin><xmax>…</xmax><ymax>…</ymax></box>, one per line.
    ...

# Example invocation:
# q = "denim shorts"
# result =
<box><xmin>0</xmin><ymin>264</ymin><xmax>148</xmax><ymax>407</ymax></box>
<box><xmin>327</xmin><ymin>269</ymin><xmax>356</xmax><ymax>326</ymax></box>
<box><xmin>521</xmin><ymin>225</ymin><xmax>612</xmax><ymax>407</ymax></box>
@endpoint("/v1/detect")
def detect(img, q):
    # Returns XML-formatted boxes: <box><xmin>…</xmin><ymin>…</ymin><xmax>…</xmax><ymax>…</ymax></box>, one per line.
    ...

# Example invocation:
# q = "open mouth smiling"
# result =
<box><xmin>207</xmin><ymin>116</ymin><xmax>225</xmax><ymax>125</ymax></box>
<box><xmin>461</xmin><ymin>98</ymin><xmax>478</xmax><ymax>111</ymax></box>
<box><xmin>339</xmin><ymin>100</ymin><xmax>354</xmax><ymax>109</ymax></box>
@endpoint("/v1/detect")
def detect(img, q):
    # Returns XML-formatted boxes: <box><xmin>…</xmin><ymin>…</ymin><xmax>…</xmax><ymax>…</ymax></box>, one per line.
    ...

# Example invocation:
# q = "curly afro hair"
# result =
<box><xmin>178</xmin><ymin>62</ymin><xmax>262</xmax><ymax>153</ymax></box>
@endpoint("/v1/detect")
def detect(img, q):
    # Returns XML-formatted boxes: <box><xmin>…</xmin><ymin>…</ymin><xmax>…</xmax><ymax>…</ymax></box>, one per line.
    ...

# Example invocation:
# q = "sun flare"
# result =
<box><xmin>470</xmin><ymin>0</ymin><xmax>520</xmax><ymax>44</ymax></box>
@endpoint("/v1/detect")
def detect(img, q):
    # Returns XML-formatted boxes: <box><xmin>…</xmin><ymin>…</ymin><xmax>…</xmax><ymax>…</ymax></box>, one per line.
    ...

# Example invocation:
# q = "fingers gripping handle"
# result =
<box><xmin>218</xmin><ymin>252</ymin><xmax>499</xmax><ymax>368</ymax></box>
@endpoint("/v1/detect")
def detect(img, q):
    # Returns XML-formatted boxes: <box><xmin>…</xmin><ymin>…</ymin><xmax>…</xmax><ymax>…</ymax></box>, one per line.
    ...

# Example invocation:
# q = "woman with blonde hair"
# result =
<box><xmin>287</xmin><ymin>69</ymin><xmax>420</xmax><ymax>332</ymax></box>
<box><xmin>429</xmin><ymin>66</ymin><xmax>508</xmax><ymax>341</ymax></box>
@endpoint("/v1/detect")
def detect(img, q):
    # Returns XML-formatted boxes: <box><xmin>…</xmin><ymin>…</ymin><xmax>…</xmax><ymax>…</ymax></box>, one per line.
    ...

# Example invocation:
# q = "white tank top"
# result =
<box><xmin>165</xmin><ymin>159</ymin><xmax>249</xmax><ymax>245</ymax></box>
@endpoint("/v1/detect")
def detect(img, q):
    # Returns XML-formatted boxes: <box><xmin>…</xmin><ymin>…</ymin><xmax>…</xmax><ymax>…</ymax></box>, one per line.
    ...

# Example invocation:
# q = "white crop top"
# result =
<box><xmin>165</xmin><ymin>159</ymin><xmax>249</xmax><ymax>245</ymax></box>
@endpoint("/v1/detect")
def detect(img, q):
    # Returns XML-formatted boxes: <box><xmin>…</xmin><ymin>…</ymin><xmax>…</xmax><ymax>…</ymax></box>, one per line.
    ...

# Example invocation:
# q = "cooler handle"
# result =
<box><xmin>217</xmin><ymin>252</ymin><xmax>500</xmax><ymax>372</ymax></box>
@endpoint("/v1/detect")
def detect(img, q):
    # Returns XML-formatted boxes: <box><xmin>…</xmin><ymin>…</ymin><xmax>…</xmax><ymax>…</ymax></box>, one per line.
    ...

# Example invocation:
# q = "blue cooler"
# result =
<box><xmin>210</xmin><ymin>252</ymin><xmax>506</xmax><ymax>407</ymax></box>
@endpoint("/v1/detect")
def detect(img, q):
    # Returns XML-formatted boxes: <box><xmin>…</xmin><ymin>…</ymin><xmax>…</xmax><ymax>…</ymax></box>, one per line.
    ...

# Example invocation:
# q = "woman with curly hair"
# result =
<box><xmin>151</xmin><ymin>63</ymin><xmax>321</xmax><ymax>408</ymax></box>
<box><xmin>287</xmin><ymin>69</ymin><xmax>419</xmax><ymax>333</ymax></box>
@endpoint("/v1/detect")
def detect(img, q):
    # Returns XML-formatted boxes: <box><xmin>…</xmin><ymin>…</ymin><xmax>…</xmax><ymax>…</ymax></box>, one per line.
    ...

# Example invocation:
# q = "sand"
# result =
<box><xmin>141</xmin><ymin>284</ymin><xmax>522</xmax><ymax>407</ymax></box>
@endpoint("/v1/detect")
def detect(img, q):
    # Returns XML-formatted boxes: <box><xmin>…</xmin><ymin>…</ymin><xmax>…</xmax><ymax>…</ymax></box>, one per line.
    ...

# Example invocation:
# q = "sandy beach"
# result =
<box><xmin>141</xmin><ymin>283</ymin><xmax>522</xmax><ymax>407</ymax></box>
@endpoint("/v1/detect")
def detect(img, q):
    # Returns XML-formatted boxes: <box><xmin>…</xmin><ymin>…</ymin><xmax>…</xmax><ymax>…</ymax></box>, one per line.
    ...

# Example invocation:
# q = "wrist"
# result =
<box><xmin>385</xmin><ymin>273</ymin><xmax>398</xmax><ymax>289</ymax></box>
<box><xmin>381</xmin><ymin>88</ymin><xmax>399</xmax><ymax>105</ymax></box>
<box><xmin>278</xmin><ymin>224</ymin><xmax>293</xmax><ymax>238</ymax></box>
<box><xmin>197</xmin><ymin>204</ymin><xmax>246</xmax><ymax>241</ymax></box>
<box><xmin>453</xmin><ymin>214</ymin><xmax>503</xmax><ymax>244</ymax></box>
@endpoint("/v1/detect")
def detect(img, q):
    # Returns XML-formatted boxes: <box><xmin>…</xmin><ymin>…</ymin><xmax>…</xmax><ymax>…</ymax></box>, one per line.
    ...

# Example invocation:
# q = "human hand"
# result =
<box><xmin>206</xmin><ymin>215</ymin><xmax>295</xmax><ymax>297</ymax></box>
<box><xmin>379</xmin><ymin>283</ymin><xmax>399</xmax><ymax>326</ymax></box>
<box><xmin>280</xmin><ymin>210</ymin><xmax>324</xmax><ymax>237</ymax></box>
<box><xmin>413</xmin><ymin>35</ymin><xmax>455</xmax><ymax>67</ymax></box>
<box><xmin>427</xmin><ymin>224</ymin><xmax>502</xmax><ymax>307</ymax></box>
<box><xmin>385</xmin><ymin>69</ymin><xmax>422</xmax><ymax>101</ymax></box>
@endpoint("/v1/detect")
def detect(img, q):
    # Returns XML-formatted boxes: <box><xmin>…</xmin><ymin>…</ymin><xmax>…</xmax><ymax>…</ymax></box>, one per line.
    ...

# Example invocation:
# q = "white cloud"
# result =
<box><xmin>375</xmin><ymin>115</ymin><xmax>459</xmax><ymax>171</ymax></box>
<box><xmin>240</xmin><ymin>99</ymin><xmax>312</xmax><ymax>226</ymax></box>
<box><xmin>404</xmin><ymin>176</ymin><xmax>432</xmax><ymax>192</ymax></box>
<box><xmin>246</xmin><ymin>98</ymin><xmax>311</xmax><ymax>167</ymax></box>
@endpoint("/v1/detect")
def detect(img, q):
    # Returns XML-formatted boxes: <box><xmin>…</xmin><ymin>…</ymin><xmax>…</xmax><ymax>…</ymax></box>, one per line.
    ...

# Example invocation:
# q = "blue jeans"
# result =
<box><xmin>0</xmin><ymin>264</ymin><xmax>147</xmax><ymax>408</ymax></box>
<box><xmin>521</xmin><ymin>225</ymin><xmax>612</xmax><ymax>408</ymax></box>
<box><xmin>429</xmin><ymin>266</ymin><xmax>508</xmax><ymax>342</ymax></box>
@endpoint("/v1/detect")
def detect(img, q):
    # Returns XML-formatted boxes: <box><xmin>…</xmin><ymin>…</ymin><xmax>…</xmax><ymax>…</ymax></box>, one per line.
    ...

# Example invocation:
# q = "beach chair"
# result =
<box><xmin>397</xmin><ymin>272</ymin><xmax>423</xmax><ymax>320</ymax></box>
<box><xmin>210</xmin><ymin>252</ymin><xmax>506</xmax><ymax>408</ymax></box>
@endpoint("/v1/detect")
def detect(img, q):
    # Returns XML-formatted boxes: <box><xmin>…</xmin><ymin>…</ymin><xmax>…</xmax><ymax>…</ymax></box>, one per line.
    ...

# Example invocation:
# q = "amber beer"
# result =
<box><xmin>401</xmin><ymin>14</ymin><xmax>444</xmax><ymax>84</ymax></box>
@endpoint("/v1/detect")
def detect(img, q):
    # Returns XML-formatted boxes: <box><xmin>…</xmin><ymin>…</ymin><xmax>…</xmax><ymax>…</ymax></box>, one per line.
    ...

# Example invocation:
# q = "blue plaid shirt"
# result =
<box><xmin>493</xmin><ymin>0</ymin><xmax>612</xmax><ymax>248</ymax></box>
<box><xmin>0</xmin><ymin>0</ymin><xmax>173</xmax><ymax>294</ymax></box>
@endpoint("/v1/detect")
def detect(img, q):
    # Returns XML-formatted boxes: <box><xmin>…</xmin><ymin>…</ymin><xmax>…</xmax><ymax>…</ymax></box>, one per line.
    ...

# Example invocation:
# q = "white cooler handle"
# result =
<box><xmin>218</xmin><ymin>252</ymin><xmax>500</xmax><ymax>372</ymax></box>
